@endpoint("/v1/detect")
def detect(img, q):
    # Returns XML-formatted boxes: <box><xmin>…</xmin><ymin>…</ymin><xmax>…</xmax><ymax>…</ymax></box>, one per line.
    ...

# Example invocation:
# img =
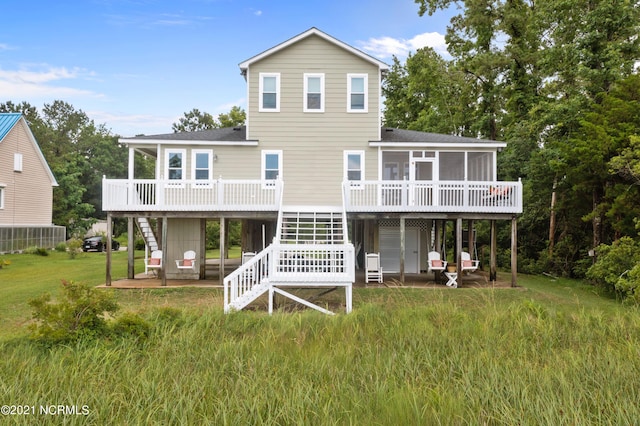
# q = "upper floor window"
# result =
<box><xmin>259</xmin><ymin>73</ymin><xmax>280</xmax><ymax>112</ymax></box>
<box><xmin>192</xmin><ymin>150</ymin><xmax>213</xmax><ymax>181</ymax></box>
<box><xmin>14</xmin><ymin>153</ymin><xmax>23</xmax><ymax>172</ymax></box>
<box><xmin>304</xmin><ymin>73</ymin><xmax>324</xmax><ymax>112</ymax></box>
<box><xmin>347</xmin><ymin>74</ymin><xmax>368</xmax><ymax>112</ymax></box>
<box><xmin>166</xmin><ymin>149</ymin><xmax>186</xmax><ymax>181</ymax></box>
<box><xmin>0</xmin><ymin>185</ymin><xmax>5</xmax><ymax>209</ymax></box>
<box><xmin>344</xmin><ymin>151</ymin><xmax>364</xmax><ymax>185</ymax></box>
<box><xmin>262</xmin><ymin>150</ymin><xmax>282</xmax><ymax>182</ymax></box>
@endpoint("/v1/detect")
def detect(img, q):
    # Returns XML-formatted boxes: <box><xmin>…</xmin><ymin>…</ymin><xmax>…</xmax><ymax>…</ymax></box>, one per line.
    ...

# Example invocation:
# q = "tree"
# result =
<box><xmin>383</xmin><ymin>48</ymin><xmax>476</xmax><ymax>136</ymax></box>
<box><xmin>217</xmin><ymin>106</ymin><xmax>246</xmax><ymax>128</ymax></box>
<box><xmin>172</xmin><ymin>108</ymin><xmax>216</xmax><ymax>132</ymax></box>
<box><xmin>172</xmin><ymin>106</ymin><xmax>246</xmax><ymax>132</ymax></box>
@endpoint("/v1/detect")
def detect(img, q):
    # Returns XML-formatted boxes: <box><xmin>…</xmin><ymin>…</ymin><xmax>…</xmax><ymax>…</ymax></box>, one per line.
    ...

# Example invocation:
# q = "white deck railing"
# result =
<box><xmin>102</xmin><ymin>178</ymin><xmax>283</xmax><ymax>212</ymax></box>
<box><xmin>224</xmin><ymin>242</ymin><xmax>355</xmax><ymax>313</ymax></box>
<box><xmin>343</xmin><ymin>179</ymin><xmax>522</xmax><ymax>214</ymax></box>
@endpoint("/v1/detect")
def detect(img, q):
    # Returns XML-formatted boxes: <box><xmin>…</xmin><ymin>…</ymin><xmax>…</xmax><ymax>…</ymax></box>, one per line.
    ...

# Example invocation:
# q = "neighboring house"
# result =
<box><xmin>0</xmin><ymin>113</ymin><xmax>65</xmax><ymax>252</ymax></box>
<box><xmin>102</xmin><ymin>28</ymin><xmax>522</xmax><ymax>313</ymax></box>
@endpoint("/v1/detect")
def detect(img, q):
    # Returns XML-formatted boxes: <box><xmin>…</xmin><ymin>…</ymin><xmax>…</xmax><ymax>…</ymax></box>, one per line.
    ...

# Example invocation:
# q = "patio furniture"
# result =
<box><xmin>365</xmin><ymin>252</ymin><xmax>383</xmax><ymax>284</ymax></box>
<box><xmin>175</xmin><ymin>250</ymin><xmax>197</xmax><ymax>271</ymax></box>
<box><xmin>144</xmin><ymin>250</ymin><xmax>162</xmax><ymax>276</ymax></box>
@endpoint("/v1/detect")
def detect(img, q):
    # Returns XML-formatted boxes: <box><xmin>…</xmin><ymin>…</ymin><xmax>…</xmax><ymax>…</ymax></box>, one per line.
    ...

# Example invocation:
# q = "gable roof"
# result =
<box><xmin>238</xmin><ymin>27</ymin><xmax>389</xmax><ymax>76</ymax></box>
<box><xmin>372</xmin><ymin>128</ymin><xmax>507</xmax><ymax>148</ymax></box>
<box><xmin>0</xmin><ymin>113</ymin><xmax>58</xmax><ymax>186</ymax></box>
<box><xmin>0</xmin><ymin>113</ymin><xmax>21</xmax><ymax>141</ymax></box>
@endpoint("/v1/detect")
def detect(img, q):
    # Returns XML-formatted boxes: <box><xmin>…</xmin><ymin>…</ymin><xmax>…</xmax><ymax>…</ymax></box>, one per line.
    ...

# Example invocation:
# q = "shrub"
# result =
<box><xmin>25</xmin><ymin>246</ymin><xmax>49</xmax><ymax>256</ymax></box>
<box><xmin>66</xmin><ymin>238</ymin><xmax>83</xmax><ymax>259</ymax></box>
<box><xmin>0</xmin><ymin>258</ymin><xmax>10</xmax><ymax>269</ymax></box>
<box><xmin>54</xmin><ymin>242</ymin><xmax>67</xmax><ymax>252</ymax></box>
<box><xmin>28</xmin><ymin>280</ymin><xmax>119</xmax><ymax>346</ymax></box>
<box><xmin>586</xmin><ymin>237</ymin><xmax>640</xmax><ymax>304</ymax></box>
<box><xmin>110</xmin><ymin>312</ymin><xmax>152</xmax><ymax>342</ymax></box>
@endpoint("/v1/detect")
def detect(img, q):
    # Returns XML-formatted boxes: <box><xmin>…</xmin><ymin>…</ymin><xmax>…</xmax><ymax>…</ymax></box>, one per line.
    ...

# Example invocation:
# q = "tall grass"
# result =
<box><xmin>1</xmin><ymin>285</ymin><xmax>640</xmax><ymax>424</ymax></box>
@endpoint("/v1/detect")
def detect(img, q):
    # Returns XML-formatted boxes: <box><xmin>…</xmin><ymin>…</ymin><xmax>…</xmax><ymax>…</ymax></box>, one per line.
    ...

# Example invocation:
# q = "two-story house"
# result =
<box><xmin>102</xmin><ymin>28</ymin><xmax>522</xmax><ymax>313</ymax></box>
<box><xmin>0</xmin><ymin>113</ymin><xmax>65</xmax><ymax>253</ymax></box>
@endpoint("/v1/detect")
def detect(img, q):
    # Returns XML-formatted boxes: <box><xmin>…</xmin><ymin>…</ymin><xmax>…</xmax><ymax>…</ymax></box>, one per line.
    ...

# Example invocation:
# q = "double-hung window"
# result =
<box><xmin>344</xmin><ymin>150</ymin><xmax>364</xmax><ymax>187</ymax></box>
<box><xmin>0</xmin><ymin>185</ymin><xmax>5</xmax><ymax>209</ymax></box>
<box><xmin>259</xmin><ymin>73</ymin><xmax>280</xmax><ymax>112</ymax></box>
<box><xmin>166</xmin><ymin>149</ymin><xmax>186</xmax><ymax>183</ymax></box>
<box><xmin>347</xmin><ymin>74</ymin><xmax>368</xmax><ymax>112</ymax></box>
<box><xmin>304</xmin><ymin>73</ymin><xmax>324</xmax><ymax>112</ymax></box>
<box><xmin>192</xmin><ymin>150</ymin><xmax>213</xmax><ymax>185</ymax></box>
<box><xmin>262</xmin><ymin>150</ymin><xmax>282</xmax><ymax>185</ymax></box>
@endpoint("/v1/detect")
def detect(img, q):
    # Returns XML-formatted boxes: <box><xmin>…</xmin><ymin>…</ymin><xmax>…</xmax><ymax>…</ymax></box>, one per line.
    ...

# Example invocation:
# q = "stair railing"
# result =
<box><xmin>224</xmin><ymin>245</ymin><xmax>273</xmax><ymax>313</ymax></box>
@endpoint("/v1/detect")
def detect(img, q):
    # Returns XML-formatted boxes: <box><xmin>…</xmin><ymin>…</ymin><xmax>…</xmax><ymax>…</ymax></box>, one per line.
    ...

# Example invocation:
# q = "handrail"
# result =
<box><xmin>102</xmin><ymin>177</ymin><xmax>283</xmax><ymax>212</ymax></box>
<box><xmin>224</xmin><ymin>242</ymin><xmax>355</xmax><ymax>313</ymax></box>
<box><xmin>343</xmin><ymin>179</ymin><xmax>522</xmax><ymax>213</ymax></box>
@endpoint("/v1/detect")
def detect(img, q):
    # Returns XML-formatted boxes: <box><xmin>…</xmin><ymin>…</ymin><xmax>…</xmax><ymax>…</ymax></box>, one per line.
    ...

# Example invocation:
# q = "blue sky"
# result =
<box><xmin>0</xmin><ymin>0</ymin><xmax>455</xmax><ymax>136</ymax></box>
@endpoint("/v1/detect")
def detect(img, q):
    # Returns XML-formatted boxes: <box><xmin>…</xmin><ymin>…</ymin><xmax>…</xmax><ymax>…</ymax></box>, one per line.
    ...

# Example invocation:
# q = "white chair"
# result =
<box><xmin>460</xmin><ymin>252</ymin><xmax>480</xmax><ymax>272</ymax></box>
<box><xmin>365</xmin><ymin>252</ymin><xmax>383</xmax><ymax>284</ymax></box>
<box><xmin>242</xmin><ymin>251</ymin><xmax>256</xmax><ymax>264</ymax></box>
<box><xmin>427</xmin><ymin>251</ymin><xmax>447</xmax><ymax>277</ymax></box>
<box><xmin>144</xmin><ymin>250</ymin><xmax>162</xmax><ymax>276</ymax></box>
<box><xmin>175</xmin><ymin>250</ymin><xmax>197</xmax><ymax>271</ymax></box>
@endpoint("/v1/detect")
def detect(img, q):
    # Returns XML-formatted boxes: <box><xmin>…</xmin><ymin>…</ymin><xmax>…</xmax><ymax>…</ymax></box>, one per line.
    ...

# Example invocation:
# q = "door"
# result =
<box><xmin>380</xmin><ymin>227</ymin><xmax>420</xmax><ymax>273</ymax></box>
<box><xmin>410</xmin><ymin>159</ymin><xmax>435</xmax><ymax>206</ymax></box>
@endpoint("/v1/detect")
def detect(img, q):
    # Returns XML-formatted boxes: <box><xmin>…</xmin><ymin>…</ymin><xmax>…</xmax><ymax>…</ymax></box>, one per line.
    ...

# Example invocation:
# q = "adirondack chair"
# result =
<box><xmin>427</xmin><ymin>251</ymin><xmax>447</xmax><ymax>277</ymax></box>
<box><xmin>144</xmin><ymin>250</ymin><xmax>162</xmax><ymax>276</ymax></box>
<box><xmin>460</xmin><ymin>251</ymin><xmax>480</xmax><ymax>273</ymax></box>
<box><xmin>175</xmin><ymin>250</ymin><xmax>197</xmax><ymax>271</ymax></box>
<box><xmin>365</xmin><ymin>252</ymin><xmax>383</xmax><ymax>284</ymax></box>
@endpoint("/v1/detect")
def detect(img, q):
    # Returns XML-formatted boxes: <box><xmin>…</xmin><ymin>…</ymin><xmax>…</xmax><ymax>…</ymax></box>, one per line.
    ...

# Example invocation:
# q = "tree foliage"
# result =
<box><xmin>404</xmin><ymin>0</ymin><xmax>640</xmax><ymax>277</ymax></box>
<box><xmin>172</xmin><ymin>106</ymin><xmax>246</xmax><ymax>132</ymax></box>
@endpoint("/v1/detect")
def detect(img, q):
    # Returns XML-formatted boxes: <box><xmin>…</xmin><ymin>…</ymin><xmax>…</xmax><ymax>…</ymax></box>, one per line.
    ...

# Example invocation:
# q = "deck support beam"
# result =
<box><xmin>161</xmin><ymin>217</ymin><xmax>168</xmax><ymax>286</ymax></box>
<box><xmin>127</xmin><ymin>217</ymin><xmax>135</xmax><ymax>279</ymax></box>
<box><xmin>455</xmin><ymin>217</ymin><xmax>462</xmax><ymax>288</ymax></box>
<box><xmin>220</xmin><ymin>217</ymin><xmax>226</xmax><ymax>286</ymax></box>
<box><xmin>490</xmin><ymin>220</ymin><xmax>497</xmax><ymax>282</ymax></box>
<box><xmin>511</xmin><ymin>215</ymin><xmax>518</xmax><ymax>287</ymax></box>
<box><xmin>106</xmin><ymin>213</ymin><xmax>112</xmax><ymax>286</ymax></box>
<box><xmin>400</xmin><ymin>216</ymin><xmax>405</xmax><ymax>283</ymax></box>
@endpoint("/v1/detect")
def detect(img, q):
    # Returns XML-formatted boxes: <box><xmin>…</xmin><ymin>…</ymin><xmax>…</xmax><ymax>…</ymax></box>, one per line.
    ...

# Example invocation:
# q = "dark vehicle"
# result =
<box><xmin>82</xmin><ymin>236</ymin><xmax>120</xmax><ymax>252</ymax></box>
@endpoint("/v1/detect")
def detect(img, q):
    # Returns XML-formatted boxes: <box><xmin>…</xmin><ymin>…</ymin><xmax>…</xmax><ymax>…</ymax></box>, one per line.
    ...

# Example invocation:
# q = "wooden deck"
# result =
<box><xmin>98</xmin><ymin>268</ymin><xmax>513</xmax><ymax>289</ymax></box>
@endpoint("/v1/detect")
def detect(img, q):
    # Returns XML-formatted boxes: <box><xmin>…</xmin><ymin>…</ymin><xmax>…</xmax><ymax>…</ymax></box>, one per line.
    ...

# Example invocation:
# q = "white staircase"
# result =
<box><xmin>224</xmin><ymin>206</ymin><xmax>354</xmax><ymax>314</ymax></box>
<box><xmin>136</xmin><ymin>217</ymin><xmax>158</xmax><ymax>252</ymax></box>
<box><xmin>279</xmin><ymin>208</ymin><xmax>346</xmax><ymax>244</ymax></box>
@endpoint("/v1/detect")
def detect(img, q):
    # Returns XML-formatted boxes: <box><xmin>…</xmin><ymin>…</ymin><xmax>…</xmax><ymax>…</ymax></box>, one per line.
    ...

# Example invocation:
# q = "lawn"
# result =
<box><xmin>1</xmin><ymin>250</ymin><xmax>639</xmax><ymax>424</ymax></box>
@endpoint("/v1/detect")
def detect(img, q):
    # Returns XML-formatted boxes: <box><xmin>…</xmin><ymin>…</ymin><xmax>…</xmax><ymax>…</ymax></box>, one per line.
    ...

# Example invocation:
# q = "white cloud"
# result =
<box><xmin>88</xmin><ymin>110</ymin><xmax>177</xmax><ymax>136</ymax></box>
<box><xmin>359</xmin><ymin>32</ymin><xmax>449</xmax><ymax>60</ymax></box>
<box><xmin>0</xmin><ymin>66</ymin><xmax>100</xmax><ymax>99</ymax></box>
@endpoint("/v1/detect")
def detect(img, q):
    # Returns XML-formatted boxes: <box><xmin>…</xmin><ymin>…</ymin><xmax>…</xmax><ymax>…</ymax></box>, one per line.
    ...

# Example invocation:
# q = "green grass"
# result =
<box><xmin>1</xmin><ymin>252</ymin><xmax>640</xmax><ymax>424</ymax></box>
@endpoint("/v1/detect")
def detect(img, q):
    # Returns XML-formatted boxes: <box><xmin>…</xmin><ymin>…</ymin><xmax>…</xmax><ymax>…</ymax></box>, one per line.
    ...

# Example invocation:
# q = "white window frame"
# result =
<box><xmin>165</xmin><ymin>149</ymin><xmax>186</xmax><ymax>185</ymax></box>
<box><xmin>0</xmin><ymin>185</ymin><xmax>5</xmax><ymax>209</ymax></box>
<box><xmin>191</xmin><ymin>149</ymin><xmax>214</xmax><ymax>187</ymax></box>
<box><xmin>14</xmin><ymin>153</ymin><xmax>23</xmax><ymax>172</ymax></box>
<box><xmin>259</xmin><ymin>73</ymin><xmax>280</xmax><ymax>112</ymax></box>
<box><xmin>344</xmin><ymin>150</ymin><xmax>365</xmax><ymax>188</ymax></box>
<box><xmin>347</xmin><ymin>74</ymin><xmax>368</xmax><ymax>113</ymax></box>
<box><xmin>303</xmin><ymin>73</ymin><xmax>325</xmax><ymax>112</ymax></box>
<box><xmin>262</xmin><ymin>150</ymin><xmax>283</xmax><ymax>186</ymax></box>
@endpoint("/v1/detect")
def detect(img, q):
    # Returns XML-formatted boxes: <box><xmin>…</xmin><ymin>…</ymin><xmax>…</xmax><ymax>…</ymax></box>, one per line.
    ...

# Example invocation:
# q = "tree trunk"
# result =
<box><xmin>548</xmin><ymin>176</ymin><xmax>558</xmax><ymax>256</ymax></box>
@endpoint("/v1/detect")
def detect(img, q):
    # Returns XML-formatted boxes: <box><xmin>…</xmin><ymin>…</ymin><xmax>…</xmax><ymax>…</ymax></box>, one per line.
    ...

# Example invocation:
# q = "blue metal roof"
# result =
<box><xmin>0</xmin><ymin>113</ymin><xmax>22</xmax><ymax>141</ymax></box>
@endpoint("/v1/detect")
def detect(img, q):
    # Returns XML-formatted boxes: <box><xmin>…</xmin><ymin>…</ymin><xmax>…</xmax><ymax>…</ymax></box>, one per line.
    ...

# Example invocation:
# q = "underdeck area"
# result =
<box><xmin>99</xmin><ymin>267</ymin><xmax>513</xmax><ymax>290</ymax></box>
